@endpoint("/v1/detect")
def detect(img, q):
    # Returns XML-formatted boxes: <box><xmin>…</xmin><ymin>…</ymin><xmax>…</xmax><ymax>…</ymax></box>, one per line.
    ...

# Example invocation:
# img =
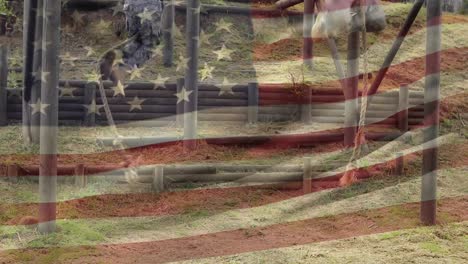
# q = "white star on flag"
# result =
<box><xmin>59</xmin><ymin>82</ymin><xmax>76</xmax><ymax>97</ymax></box>
<box><xmin>215</xmin><ymin>18</ymin><xmax>233</xmax><ymax>33</ymax></box>
<box><xmin>94</xmin><ymin>19</ymin><xmax>111</xmax><ymax>35</ymax></box>
<box><xmin>151</xmin><ymin>45</ymin><xmax>164</xmax><ymax>58</ymax></box>
<box><xmin>84</xmin><ymin>99</ymin><xmax>104</xmax><ymax>116</ymax></box>
<box><xmin>40</xmin><ymin>71</ymin><xmax>50</xmax><ymax>84</ymax></box>
<box><xmin>176</xmin><ymin>55</ymin><xmax>190</xmax><ymax>72</ymax></box>
<box><xmin>61</xmin><ymin>52</ymin><xmax>78</xmax><ymax>67</ymax></box>
<box><xmin>173</xmin><ymin>25</ymin><xmax>183</xmax><ymax>39</ymax></box>
<box><xmin>84</xmin><ymin>46</ymin><xmax>96</xmax><ymax>57</ymax></box>
<box><xmin>213</xmin><ymin>45</ymin><xmax>234</xmax><ymax>61</ymax></box>
<box><xmin>175</xmin><ymin>88</ymin><xmax>192</xmax><ymax>104</ymax></box>
<box><xmin>127</xmin><ymin>96</ymin><xmax>146</xmax><ymax>112</ymax></box>
<box><xmin>218</xmin><ymin>78</ymin><xmax>235</xmax><ymax>96</ymax></box>
<box><xmin>138</xmin><ymin>8</ymin><xmax>156</xmax><ymax>23</ymax></box>
<box><xmin>112</xmin><ymin>81</ymin><xmax>126</xmax><ymax>97</ymax></box>
<box><xmin>29</xmin><ymin>98</ymin><xmax>50</xmax><ymax>115</ymax></box>
<box><xmin>71</xmin><ymin>10</ymin><xmax>85</xmax><ymax>25</ymax></box>
<box><xmin>85</xmin><ymin>71</ymin><xmax>101</xmax><ymax>83</ymax></box>
<box><xmin>128</xmin><ymin>65</ymin><xmax>143</xmax><ymax>80</ymax></box>
<box><xmin>152</xmin><ymin>74</ymin><xmax>170</xmax><ymax>89</ymax></box>
<box><xmin>199</xmin><ymin>62</ymin><xmax>215</xmax><ymax>81</ymax></box>
<box><xmin>199</xmin><ymin>30</ymin><xmax>213</xmax><ymax>45</ymax></box>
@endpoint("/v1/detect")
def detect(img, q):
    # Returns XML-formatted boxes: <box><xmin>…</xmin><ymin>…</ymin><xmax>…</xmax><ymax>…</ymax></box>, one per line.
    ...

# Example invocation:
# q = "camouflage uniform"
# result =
<box><xmin>123</xmin><ymin>0</ymin><xmax>163</xmax><ymax>67</ymax></box>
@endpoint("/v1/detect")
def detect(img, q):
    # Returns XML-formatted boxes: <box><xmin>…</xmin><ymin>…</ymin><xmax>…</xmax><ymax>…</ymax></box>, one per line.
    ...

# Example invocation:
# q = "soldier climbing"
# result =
<box><xmin>122</xmin><ymin>0</ymin><xmax>164</xmax><ymax>68</ymax></box>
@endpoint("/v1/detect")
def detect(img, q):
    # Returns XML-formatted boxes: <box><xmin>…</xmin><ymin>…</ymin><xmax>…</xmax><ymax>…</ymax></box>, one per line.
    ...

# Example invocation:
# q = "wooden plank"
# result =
<box><xmin>176</xmin><ymin>78</ymin><xmax>184</xmax><ymax>128</ymax></box>
<box><xmin>74</xmin><ymin>164</ymin><xmax>86</xmax><ymax>187</ymax></box>
<box><xmin>303</xmin><ymin>157</ymin><xmax>313</xmax><ymax>194</ymax></box>
<box><xmin>152</xmin><ymin>166</ymin><xmax>165</xmax><ymax>193</ymax></box>
<box><xmin>398</xmin><ymin>85</ymin><xmax>409</xmax><ymax>131</ymax></box>
<box><xmin>248</xmin><ymin>82</ymin><xmax>259</xmax><ymax>124</ymax></box>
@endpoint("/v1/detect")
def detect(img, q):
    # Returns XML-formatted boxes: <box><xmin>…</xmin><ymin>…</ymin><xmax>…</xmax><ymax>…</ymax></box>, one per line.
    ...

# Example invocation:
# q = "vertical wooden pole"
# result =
<box><xmin>0</xmin><ymin>45</ymin><xmax>7</xmax><ymax>126</ymax></box>
<box><xmin>421</xmin><ymin>0</ymin><xmax>441</xmax><ymax>226</ymax></box>
<box><xmin>344</xmin><ymin>31</ymin><xmax>360</xmax><ymax>147</ymax></box>
<box><xmin>395</xmin><ymin>152</ymin><xmax>404</xmax><ymax>176</ymax></box>
<box><xmin>398</xmin><ymin>85</ymin><xmax>409</xmax><ymax>132</ymax></box>
<box><xmin>7</xmin><ymin>164</ymin><xmax>19</xmax><ymax>183</ymax></box>
<box><xmin>38</xmin><ymin>0</ymin><xmax>61</xmax><ymax>234</ymax></box>
<box><xmin>327</xmin><ymin>38</ymin><xmax>346</xmax><ymax>89</ymax></box>
<box><xmin>301</xmin><ymin>87</ymin><xmax>312</xmax><ymax>123</ymax></box>
<box><xmin>303</xmin><ymin>0</ymin><xmax>315</xmax><ymax>68</ymax></box>
<box><xmin>152</xmin><ymin>166</ymin><xmax>165</xmax><ymax>193</ymax></box>
<box><xmin>30</xmin><ymin>0</ymin><xmax>44</xmax><ymax>144</ymax></box>
<box><xmin>176</xmin><ymin>78</ymin><xmax>184</xmax><ymax>128</ymax></box>
<box><xmin>162</xmin><ymin>0</ymin><xmax>175</xmax><ymax>67</ymax></box>
<box><xmin>247</xmin><ymin>82</ymin><xmax>258</xmax><ymax>124</ymax></box>
<box><xmin>183</xmin><ymin>0</ymin><xmax>200</xmax><ymax>151</ymax></box>
<box><xmin>303</xmin><ymin>157</ymin><xmax>313</xmax><ymax>194</ymax></box>
<box><xmin>74</xmin><ymin>164</ymin><xmax>86</xmax><ymax>187</ymax></box>
<box><xmin>83</xmin><ymin>83</ymin><xmax>96</xmax><ymax>126</ymax></box>
<box><xmin>22</xmin><ymin>0</ymin><xmax>38</xmax><ymax>144</ymax></box>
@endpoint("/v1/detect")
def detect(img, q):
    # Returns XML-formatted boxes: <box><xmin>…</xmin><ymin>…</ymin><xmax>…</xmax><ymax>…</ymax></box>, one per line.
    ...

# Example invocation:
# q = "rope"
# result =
<box><xmin>340</xmin><ymin>0</ymin><xmax>369</xmax><ymax>186</ymax></box>
<box><xmin>93</xmin><ymin>36</ymin><xmax>142</xmax><ymax>183</ymax></box>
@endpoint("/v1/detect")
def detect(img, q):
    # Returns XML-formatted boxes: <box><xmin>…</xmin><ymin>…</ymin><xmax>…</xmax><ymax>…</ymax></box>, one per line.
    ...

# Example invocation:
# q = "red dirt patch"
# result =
<box><xmin>2</xmin><ymin>196</ymin><xmax>467</xmax><ymax>264</ymax></box>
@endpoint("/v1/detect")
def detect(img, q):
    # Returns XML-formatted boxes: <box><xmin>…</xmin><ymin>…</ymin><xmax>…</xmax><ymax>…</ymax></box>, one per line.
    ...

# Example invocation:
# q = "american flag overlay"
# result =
<box><xmin>0</xmin><ymin>0</ymin><xmax>467</xmax><ymax>263</ymax></box>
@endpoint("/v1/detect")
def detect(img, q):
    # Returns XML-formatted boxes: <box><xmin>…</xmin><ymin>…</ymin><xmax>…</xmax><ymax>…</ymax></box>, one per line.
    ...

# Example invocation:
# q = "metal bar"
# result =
<box><xmin>22</xmin><ymin>0</ymin><xmax>38</xmax><ymax>144</ymax></box>
<box><xmin>183</xmin><ymin>0</ymin><xmax>200</xmax><ymax>151</ymax></box>
<box><xmin>162</xmin><ymin>0</ymin><xmax>175</xmax><ymax>67</ymax></box>
<box><xmin>38</xmin><ymin>0</ymin><xmax>61</xmax><ymax>234</ymax></box>
<box><xmin>421</xmin><ymin>0</ymin><xmax>441</xmax><ymax>226</ymax></box>
<box><xmin>344</xmin><ymin>31</ymin><xmax>360</xmax><ymax>147</ymax></box>
<box><xmin>302</xmin><ymin>0</ymin><xmax>315</xmax><ymax>68</ymax></box>
<box><xmin>0</xmin><ymin>45</ymin><xmax>7</xmax><ymax>126</ymax></box>
<box><xmin>31</xmin><ymin>0</ymin><xmax>44</xmax><ymax>144</ymax></box>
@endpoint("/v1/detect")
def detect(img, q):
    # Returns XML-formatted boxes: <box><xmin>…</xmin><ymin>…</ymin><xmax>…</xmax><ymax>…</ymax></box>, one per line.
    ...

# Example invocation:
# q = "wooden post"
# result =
<box><xmin>74</xmin><ymin>164</ymin><xmax>86</xmax><ymax>187</ymax></box>
<box><xmin>247</xmin><ymin>82</ymin><xmax>259</xmax><ymax>124</ymax></box>
<box><xmin>398</xmin><ymin>85</ymin><xmax>409</xmax><ymax>132</ymax></box>
<box><xmin>327</xmin><ymin>38</ymin><xmax>346</xmax><ymax>89</ymax></box>
<box><xmin>344</xmin><ymin>31</ymin><xmax>360</xmax><ymax>147</ymax></box>
<box><xmin>0</xmin><ymin>45</ymin><xmax>7</xmax><ymax>126</ymax></box>
<box><xmin>83</xmin><ymin>83</ymin><xmax>96</xmax><ymax>126</ymax></box>
<box><xmin>183</xmin><ymin>0</ymin><xmax>200</xmax><ymax>151</ymax></box>
<box><xmin>152</xmin><ymin>166</ymin><xmax>165</xmax><ymax>193</ymax></box>
<box><xmin>301</xmin><ymin>87</ymin><xmax>312</xmax><ymax>123</ymax></box>
<box><xmin>30</xmin><ymin>0</ymin><xmax>44</xmax><ymax>144</ymax></box>
<box><xmin>7</xmin><ymin>164</ymin><xmax>19</xmax><ymax>183</ymax></box>
<box><xmin>176</xmin><ymin>78</ymin><xmax>184</xmax><ymax>128</ymax></box>
<box><xmin>162</xmin><ymin>0</ymin><xmax>175</xmax><ymax>67</ymax></box>
<box><xmin>303</xmin><ymin>0</ymin><xmax>315</xmax><ymax>68</ymax></box>
<box><xmin>366</xmin><ymin>0</ymin><xmax>425</xmax><ymax>105</ymax></box>
<box><xmin>395</xmin><ymin>152</ymin><xmax>404</xmax><ymax>176</ymax></box>
<box><xmin>38</xmin><ymin>0</ymin><xmax>61</xmax><ymax>234</ymax></box>
<box><xmin>303</xmin><ymin>157</ymin><xmax>313</xmax><ymax>193</ymax></box>
<box><xmin>22</xmin><ymin>0</ymin><xmax>38</xmax><ymax>144</ymax></box>
<box><xmin>421</xmin><ymin>0</ymin><xmax>441</xmax><ymax>226</ymax></box>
